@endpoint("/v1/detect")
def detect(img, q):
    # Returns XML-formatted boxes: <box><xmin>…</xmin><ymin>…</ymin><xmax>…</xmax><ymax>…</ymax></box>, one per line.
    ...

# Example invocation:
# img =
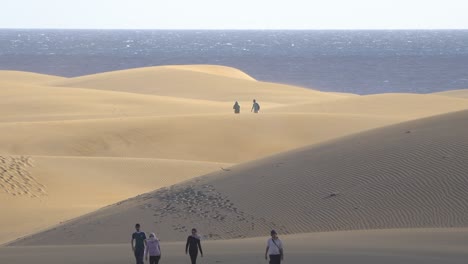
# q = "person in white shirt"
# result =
<box><xmin>265</xmin><ymin>230</ymin><xmax>284</xmax><ymax>264</ymax></box>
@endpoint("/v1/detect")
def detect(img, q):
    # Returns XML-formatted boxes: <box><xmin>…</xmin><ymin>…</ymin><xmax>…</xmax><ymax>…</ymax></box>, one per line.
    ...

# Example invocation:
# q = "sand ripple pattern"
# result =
<box><xmin>0</xmin><ymin>156</ymin><xmax>46</xmax><ymax>197</ymax></box>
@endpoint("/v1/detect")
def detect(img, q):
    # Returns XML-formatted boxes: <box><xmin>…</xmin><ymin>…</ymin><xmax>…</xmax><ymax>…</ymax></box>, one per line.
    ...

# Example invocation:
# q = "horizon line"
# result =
<box><xmin>1</xmin><ymin>27</ymin><xmax>468</xmax><ymax>31</ymax></box>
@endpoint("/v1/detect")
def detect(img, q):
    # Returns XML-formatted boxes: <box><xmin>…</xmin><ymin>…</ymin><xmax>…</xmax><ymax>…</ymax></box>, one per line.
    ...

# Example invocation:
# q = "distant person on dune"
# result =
<box><xmin>251</xmin><ymin>99</ymin><xmax>260</xmax><ymax>113</ymax></box>
<box><xmin>186</xmin><ymin>228</ymin><xmax>203</xmax><ymax>264</ymax></box>
<box><xmin>265</xmin><ymin>230</ymin><xmax>284</xmax><ymax>264</ymax></box>
<box><xmin>145</xmin><ymin>232</ymin><xmax>161</xmax><ymax>264</ymax></box>
<box><xmin>233</xmin><ymin>101</ymin><xmax>240</xmax><ymax>114</ymax></box>
<box><xmin>131</xmin><ymin>223</ymin><xmax>147</xmax><ymax>264</ymax></box>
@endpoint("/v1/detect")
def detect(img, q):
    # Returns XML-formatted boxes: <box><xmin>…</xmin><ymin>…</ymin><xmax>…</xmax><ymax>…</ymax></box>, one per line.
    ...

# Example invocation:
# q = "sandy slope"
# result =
<box><xmin>270</xmin><ymin>93</ymin><xmax>468</xmax><ymax>119</ymax></box>
<box><xmin>433</xmin><ymin>88</ymin><xmax>468</xmax><ymax>99</ymax></box>
<box><xmin>0</xmin><ymin>155</ymin><xmax>231</xmax><ymax>245</ymax></box>
<box><xmin>12</xmin><ymin>109</ymin><xmax>468</xmax><ymax>245</ymax></box>
<box><xmin>2</xmin><ymin>229</ymin><xmax>468</xmax><ymax>263</ymax></box>
<box><xmin>0</xmin><ymin>114</ymin><xmax>401</xmax><ymax>163</ymax></box>
<box><xmin>0</xmin><ymin>82</ymin><xmax>228</xmax><ymax>122</ymax></box>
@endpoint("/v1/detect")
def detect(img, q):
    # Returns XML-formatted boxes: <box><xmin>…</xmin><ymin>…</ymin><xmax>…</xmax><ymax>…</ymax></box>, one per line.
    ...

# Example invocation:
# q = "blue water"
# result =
<box><xmin>1</xmin><ymin>29</ymin><xmax>468</xmax><ymax>94</ymax></box>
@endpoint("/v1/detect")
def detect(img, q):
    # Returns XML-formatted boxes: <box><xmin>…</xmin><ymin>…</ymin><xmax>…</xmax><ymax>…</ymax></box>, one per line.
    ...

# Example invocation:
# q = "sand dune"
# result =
<box><xmin>0</xmin><ymin>155</ymin><xmax>231</xmax><ymax>245</ymax></box>
<box><xmin>0</xmin><ymin>82</ymin><xmax>229</xmax><ymax>122</ymax></box>
<box><xmin>49</xmin><ymin>65</ymin><xmax>353</xmax><ymax>104</ymax></box>
<box><xmin>2</xmin><ymin>229</ymin><xmax>468</xmax><ymax>263</ymax></box>
<box><xmin>433</xmin><ymin>88</ymin><xmax>468</xmax><ymax>99</ymax></box>
<box><xmin>271</xmin><ymin>93</ymin><xmax>468</xmax><ymax>119</ymax></box>
<box><xmin>13</xmin><ymin>109</ymin><xmax>468</xmax><ymax>245</ymax></box>
<box><xmin>0</xmin><ymin>114</ymin><xmax>401</xmax><ymax>164</ymax></box>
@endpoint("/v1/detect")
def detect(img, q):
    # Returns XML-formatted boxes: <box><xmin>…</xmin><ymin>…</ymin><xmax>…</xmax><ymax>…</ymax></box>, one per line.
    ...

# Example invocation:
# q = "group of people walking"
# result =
<box><xmin>131</xmin><ymin>223</ymin><xmax>203</xmax><ymax>264</ymax></box>
<box><xmin>233</xmin><ymin>99</ymin><xmax>261</xmax><ymax>114</ymax></box>
<box><xmin>131</xmin><ymin>224</ymin><xmax>284</xmax><ymax>264</ymax></box>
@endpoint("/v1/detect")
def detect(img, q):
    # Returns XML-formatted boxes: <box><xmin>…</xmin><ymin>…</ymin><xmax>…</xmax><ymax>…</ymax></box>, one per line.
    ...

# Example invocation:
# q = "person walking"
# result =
<box><xmin>233</xmin><ymin>101</ymin><xmax>240</xmax><ymax>114</ymax></box>
<box><xmin>145</xmin><ymin>232</ymin><xmax>161</xmax><ymax>264</ymax></box>
<box><xmin>131</xmin><ymin>223</ymin><xmax>147</xmax><ymax>264</ymax></box>
<box><xmin>186</xmin><ymin>228</ymin><xmax>203</xmax><ymax>264</ymax></box>
<box><xmin>251</xmin><ymin>99</ymin><xmax>260</xmax><ymax>113</ymax></box>
<box><xmin>265</xmin><ymin>230</ymin><xmax>284</xmax><ymax>264</ymax></box>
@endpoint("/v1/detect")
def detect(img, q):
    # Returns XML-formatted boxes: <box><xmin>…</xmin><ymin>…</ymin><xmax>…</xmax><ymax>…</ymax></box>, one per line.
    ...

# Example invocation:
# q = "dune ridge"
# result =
<box><xmin>163</xmin><ymin>64</ymin><xmax>257</xmax><ymax>80</ymax></box>
<box><xmin>0</xmin><ymin>71</ymin><xmax>65</xmax><ymax>83</ymax></box>
<box><xmin>48</xmin><ymin>65</ymin><xmax>353</xmax><ymax>104</ymax></box>
<box><xmin>433</xmin><ymin>88</ymin><xmax>468</xmax><ymax>99</ymax></box>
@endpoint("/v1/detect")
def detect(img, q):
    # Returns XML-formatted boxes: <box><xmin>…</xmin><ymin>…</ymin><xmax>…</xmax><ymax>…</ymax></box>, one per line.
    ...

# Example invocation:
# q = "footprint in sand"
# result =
<box><xmin>0</xmin><ymin>156</ymin><xmax>47</xmax><ymax>198</ymax></box>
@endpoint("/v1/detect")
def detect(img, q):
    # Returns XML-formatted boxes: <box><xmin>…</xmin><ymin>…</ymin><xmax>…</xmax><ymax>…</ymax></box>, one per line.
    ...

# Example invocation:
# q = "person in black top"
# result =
<box><xmin>233</xmin><ymin>101</ymin><xmax>240</xmax><ymax>114</ymax></box>
<box><xmin>185</xmin><ymin>228</ymin><xmax>203</xmax><ymax>264</ymax></box>
<box><xmin>131</xmin><ymin>223</ymin><xmax>147</xmax><ymax>264</ymax></box>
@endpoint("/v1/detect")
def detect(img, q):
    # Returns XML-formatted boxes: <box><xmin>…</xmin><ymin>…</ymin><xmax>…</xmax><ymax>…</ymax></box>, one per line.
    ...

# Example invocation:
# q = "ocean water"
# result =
<box><xmin>1</xmin><ymin>29</ymin><xmax>468</xmax><ymax>94</ymax></box>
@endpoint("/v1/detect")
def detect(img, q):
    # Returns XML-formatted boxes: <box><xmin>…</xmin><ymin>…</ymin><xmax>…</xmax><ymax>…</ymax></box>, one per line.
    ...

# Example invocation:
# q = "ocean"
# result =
<box><xmin>1</xmin><ymin>29</ymin><xmax>467</xmax><ymax>94</ymax></box>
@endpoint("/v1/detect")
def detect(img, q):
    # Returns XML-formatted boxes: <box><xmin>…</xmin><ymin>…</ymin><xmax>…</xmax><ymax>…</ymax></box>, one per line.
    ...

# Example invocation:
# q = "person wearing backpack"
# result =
<box><xmin>265</xmin><ymin>230</ymin><xmax>284</xmax><ymax>264</ymax></box>
<box><xmin>251</xmin><ymin>99</ymin><xmax>260</xmax><ymax>113</ymax></box>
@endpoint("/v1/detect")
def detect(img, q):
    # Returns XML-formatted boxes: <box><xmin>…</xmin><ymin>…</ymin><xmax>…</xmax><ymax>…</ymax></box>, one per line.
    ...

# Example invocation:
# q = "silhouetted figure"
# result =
<box><xmin>233</xmin><ymin>101</ymin><xmax>240</xmax><ymax>114</ymax></box>
<box><xmin>186</xmin><ymin>228</ymin><xmax>203</xmax><ymax>264</ymax></box>
<box><xmin>131</xmin><ymin>223</ymin><xmax>147</xmax><ymax>264</ymax></box>
<box><xmin>265</xmin><ymin>230</ymin><xmax>284</xmax><ymax>264</ymax></box>
<box><xmin>251</xmin><ymin>99</ymin><xmax>260</xmax><ymax>113</ymax></box>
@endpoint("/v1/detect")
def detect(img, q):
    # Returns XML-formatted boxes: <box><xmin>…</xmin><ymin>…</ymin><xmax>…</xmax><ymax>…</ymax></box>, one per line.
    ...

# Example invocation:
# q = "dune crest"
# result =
<box><xmin>433</xmin><ymin>88</ymin><xmax>468</xmax><ymax>99</ymax></box>
<box><xmin>49</xmin><ymin>65</ymin><xmax>351</xmax><ymax>104</ymax></box>
<box><xmin>163</xmin><ymin>65</ymin><xmax>256</xmax><ymax>80</ymax></box>
<box><xmin>0</xmin><ymin>71</ymin><xmax>65</xmax><ymax>83</ymax></box>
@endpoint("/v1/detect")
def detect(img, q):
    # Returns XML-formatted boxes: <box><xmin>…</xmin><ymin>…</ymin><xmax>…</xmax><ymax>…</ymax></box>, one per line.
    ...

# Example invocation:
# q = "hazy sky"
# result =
<box><xmin>1</xmin><ymin>0</ymin><xmax>467</xmax><ymax>29</ymax></box>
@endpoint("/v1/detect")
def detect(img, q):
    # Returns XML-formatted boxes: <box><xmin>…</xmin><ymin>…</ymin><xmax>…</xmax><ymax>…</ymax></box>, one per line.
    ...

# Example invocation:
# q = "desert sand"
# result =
<box><xmin>1</xmin><ymin>65</ymin><xmax>468</xmax><ymax>263</ymax></box>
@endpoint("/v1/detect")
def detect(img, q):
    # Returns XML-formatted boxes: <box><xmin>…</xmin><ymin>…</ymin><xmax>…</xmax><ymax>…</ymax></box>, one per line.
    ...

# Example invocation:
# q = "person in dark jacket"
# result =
<box><xmin>185</xmin><ymin>228</ymin><xmax>203</xmax><ymax>264</ymax></box>
<box><xmin>233</xmin><ymin>101</ymin><xmax>240</xmax><ymax>114</ymax></box>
